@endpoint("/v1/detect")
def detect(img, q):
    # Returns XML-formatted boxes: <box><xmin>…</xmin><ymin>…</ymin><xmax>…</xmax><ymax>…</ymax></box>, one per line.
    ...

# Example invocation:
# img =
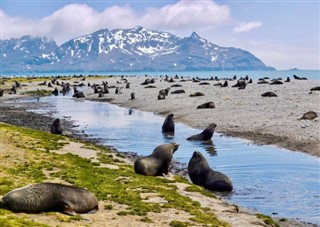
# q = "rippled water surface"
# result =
<box><xmin>20</xmin><ymin>95</ymin><xmax>320</xmax><ymax>225</ymax></box>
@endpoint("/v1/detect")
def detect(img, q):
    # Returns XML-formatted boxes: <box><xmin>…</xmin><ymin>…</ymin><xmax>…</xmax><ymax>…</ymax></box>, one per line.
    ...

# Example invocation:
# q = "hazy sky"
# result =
<box><xmin>1</xmin><ymin>0</ymin><xmax>319</xmax><ymax>70</ymax></box>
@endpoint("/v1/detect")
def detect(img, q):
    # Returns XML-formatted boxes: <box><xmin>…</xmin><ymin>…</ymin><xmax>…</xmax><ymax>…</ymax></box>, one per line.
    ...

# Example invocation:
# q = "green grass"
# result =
<box><xmin>0</xmin><ymin>122</ymin><xmax>228</xmax><ymax>226</ymax></box>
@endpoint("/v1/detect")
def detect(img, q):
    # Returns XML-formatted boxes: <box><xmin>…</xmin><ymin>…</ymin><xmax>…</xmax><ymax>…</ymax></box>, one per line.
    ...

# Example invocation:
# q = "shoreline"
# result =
<box><xmin>86</xmin><ymin>76</ymin><xmax>319</xmax><ymax>157</ymax></box>
<box><xmin>0</xmin><ymin>99</ymin><xmax>318</xmax><ymax>227</ymax></box>
<box><xmin>0</xmin><ymin>75</ymin><xmax>319</xmax><ymax>226</ymax></box>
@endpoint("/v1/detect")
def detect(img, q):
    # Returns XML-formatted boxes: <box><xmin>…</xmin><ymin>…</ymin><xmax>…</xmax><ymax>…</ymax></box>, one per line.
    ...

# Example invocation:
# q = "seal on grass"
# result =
<box><xmin>134</xmin><ymin>143</ymin><xmax>179</xmax><ymax>176</ymax></box>
<box><xmin>188</xmin><ymin>151</ymin><xmax>233</xmax><ymax>192</ymax></box>
<box><xmin>162</xmin><ymin>114</ymin><xmax>175</xmax><ymax>134</ymax></box>
<box><xmin>0</xmin><ymin>182</ymin><xmax>99</xmax><ymax>215</ymax></box>
<box><xmin>187</xmin><ymin>123</ymin><xmax>217</xmax><ymax>141</ymax></box>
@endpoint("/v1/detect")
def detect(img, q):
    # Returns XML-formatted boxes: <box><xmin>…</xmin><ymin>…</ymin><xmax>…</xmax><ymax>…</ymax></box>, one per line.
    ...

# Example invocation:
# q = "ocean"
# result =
<box><xmin>2</xmin><ymin>70</ymin><xmax>320</xmax><ymax>80</ymax></box>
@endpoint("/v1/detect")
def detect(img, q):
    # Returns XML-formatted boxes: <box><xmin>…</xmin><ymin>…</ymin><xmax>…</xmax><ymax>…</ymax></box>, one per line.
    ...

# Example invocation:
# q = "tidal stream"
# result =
<box><xmin>17</xmin><ymin>94</ymin><xmax>320</xmax><ymax>225</ymax></box>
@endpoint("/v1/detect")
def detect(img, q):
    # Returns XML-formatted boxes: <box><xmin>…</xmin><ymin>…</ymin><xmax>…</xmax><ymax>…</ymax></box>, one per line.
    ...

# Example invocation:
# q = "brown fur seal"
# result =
<box><xmin>162</xmin><ymin>114</ymin><xmax>175</xmax><ymax>134</ymax></box>
<box><xmin>0</xmin><ymin>183</ymin><xmax>98</xmax><ymax>215</ymax></box>
<box><xmin>197</xmin><ymin>102</ymin><xmax>215</xmax><ymax>109</ymax></box>
<box><xmin>299</xmin><ymin>111</ymin><xmax>318</xmax><ymax>120</ymax></box>
<box><xmin>134</xmin><ymin>143</ymin><xmax>179</xmax><ymax>176</ymax></box>
<box><xmin>188</xmin><ymin>151</ymin><xmax>233</xmax><ymax>192</ymax></box>
<box><xmin>187</xmin><ymin>123</ymin><xmax>217</xmax><ymax>141</ymax></box>
<box><xmin>189</xmin><ymin>92</ymin><xmax>205</xmax><ymax>97</ymax></box>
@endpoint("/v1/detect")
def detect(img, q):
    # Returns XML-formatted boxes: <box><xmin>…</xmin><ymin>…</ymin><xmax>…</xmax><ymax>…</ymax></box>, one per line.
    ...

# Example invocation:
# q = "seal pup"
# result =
<box><xmin>134</xmin><ymin>143</ymin><xmax>179</xmax><ymax>176</ymax></box>
<box><xmin>0</xmin><ymin>183</ymin><xmax>99</xmax><ymax>215</ymax></box>
<box><xmin>299</xmin><ymin>111</ymin><xmax>318</xmax><ymax>120</ymax></box>
<box><xmin>162</xmin><ymin>114</ymin><xmax>175</xmax><ymax>134</ymax></box>
<box><xmin>188</xmin><ymin>151</ymin><xmax>233</xmax><ymax>192</ymax></box>
<box><xmin>187</xmin><ymin>123</ymin><xmax>217</xmax><ymax>141</ymax></box>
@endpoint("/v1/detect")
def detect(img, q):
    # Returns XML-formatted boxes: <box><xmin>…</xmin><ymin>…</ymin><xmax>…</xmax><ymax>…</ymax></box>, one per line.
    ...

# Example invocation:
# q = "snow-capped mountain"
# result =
<box><xmin>1</xmin><ymin>26</ymin><xmax>274</xmax><ymax>73</ymax></box>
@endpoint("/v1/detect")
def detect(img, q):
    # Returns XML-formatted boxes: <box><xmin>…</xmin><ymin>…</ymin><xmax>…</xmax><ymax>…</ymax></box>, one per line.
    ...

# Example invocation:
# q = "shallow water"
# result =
<box><xmin>19</xmin><ymin>94</ymin><xmax>320</xmax><ymax>225</ymax></box>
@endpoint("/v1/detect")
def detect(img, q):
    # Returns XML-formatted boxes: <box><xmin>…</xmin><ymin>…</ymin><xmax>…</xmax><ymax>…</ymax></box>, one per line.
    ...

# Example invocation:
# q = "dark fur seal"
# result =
<box><xmin>134</xmin><ymin>143</ymin><xmax>179</xmax><ymax>176</ymax></box>
<box><xmin>197</xmin><ymin>102</ymin><xmax>215</xmax><ymax>109</ymax></box>
<box><xmin>162</xmin><ymin>114</ymin><xmax>175</xmax><ymax>134</ymax></box>
<box><xmin>0</xmin><ymin>183</ymin><xmax>98</xmax><ymax>215</ymax></box>
<box><xmin>189</xmin><ymin>92</ymin><xmax>205</xmax><ymax>97</ymax></box>
<box><xmin>261</xmin><ymin>92</ymin><xmax>277</xmax><ymax>97</ymax></box>
<box><xmin>299</xmin><ymin>111</ymin><xmax>318</xmax><ymax>120</ymax></box>
<box><xmin>310</xmin><ymin>86</ymin><xmax>320</xmax><ymax>91</ymax></box>
<box><xmin>50</xmin><ymin>118</ymin><xmax>63</xmax><ymax>134</ymax></box>
<box><xmin>187</xmin><ymin>123</ymin><xmax>217</xmax><ymax>141</ymax></box>
<box><xmin>171</xmin><ymin>89</ymin><xmax>185</xmax><ymax>94</ymax></box>
<box><xmin>188</xmin><ymin>151</ymin><xmax>233</xmax><ymax>192</ymax></box>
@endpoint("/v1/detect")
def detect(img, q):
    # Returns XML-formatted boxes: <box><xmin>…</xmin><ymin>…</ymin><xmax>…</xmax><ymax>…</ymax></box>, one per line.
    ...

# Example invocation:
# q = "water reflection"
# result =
<box><xmin>17</xmin><ymin>95</ymin><xmax>320</xmax><ymax>225</ymax></box>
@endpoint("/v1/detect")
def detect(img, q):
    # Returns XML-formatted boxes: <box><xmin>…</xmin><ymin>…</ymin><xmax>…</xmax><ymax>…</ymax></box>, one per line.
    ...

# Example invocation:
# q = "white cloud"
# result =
<box><xmin>1</xmin><ymin>1</ymin><xmax>230</xmax><ymax>45</ymax></box>
<box><xmin>233</xmin><ymin>21</ymin><xmax>262</xmax><ymax>33</ymax></box>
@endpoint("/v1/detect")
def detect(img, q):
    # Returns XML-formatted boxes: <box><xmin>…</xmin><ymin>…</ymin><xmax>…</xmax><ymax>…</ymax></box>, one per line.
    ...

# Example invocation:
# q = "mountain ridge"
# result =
<box><xmin>1</xmin><ymin>26</ymin><xmax>275</xmax><ymax>73</ymax></box>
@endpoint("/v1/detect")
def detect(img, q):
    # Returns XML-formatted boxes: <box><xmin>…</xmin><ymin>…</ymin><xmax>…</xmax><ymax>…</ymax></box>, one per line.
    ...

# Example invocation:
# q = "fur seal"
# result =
<box><xmin>299</xmin><ymin>111</ymin><xmax>318</xmax><ymax>120</ymax></box>
<box><xmin>73</xmin><ymin>91</ymin><xmax>85</xmax><ymax>98</ymax></box>
<box><xmin>0</xmin><ymin>183</ymin><xmax>99</xmax><ymax>215</ymax></box>
<box><xmin>134</xmin><ymin>143</ymin><xmax>179</xmax><ymax>176</ymax></box>
<box><xmin>188</xmin><ymin>151</ymin><xmax>233</xmax><ymax>192</ymax></box>
<box><xmin>162</xmin><ymin>114</ymin><xmax>175</xmax><ymax>134</ymax></box>
<box><xmin>261</xmin><ymin>92</ymin><xmax>277</xmax><ymax>97</ymax></box>
<box><xmin>310</xmin><ymin>86</ymin><xmax>320</xmax><ymax>91</ymax></box>
<box><xmin>50</xmin><ymin>118</ymin><xmax>63</xmax><ymax>134</ymax></box>
<box><xmin>270</xmin><ymin>80</ymin><xmax>283</xmax><ymax>85</ymax></box>
<box><xmin>171</xmin><ymin>89</ymin><xmax>185</xmax><ymax>94</ymax></box>
<box><xmin>197</xmin><ymin>102</ymin><xmax>215</xmax><ymax>109</ymax></box>
<box><xmin>199</xmin><ymin>82</ymin><xmax>210</xmax><ymax>85</ymax></box>
<box><xmin>187</xmin><ymin>123</ymin><xmax>217</xmax><ymax>141</ymax></box>
<box><xmin>189</xmin><ymin>92</ymin><xmax>205</xmax><ymax>97</ymax></box>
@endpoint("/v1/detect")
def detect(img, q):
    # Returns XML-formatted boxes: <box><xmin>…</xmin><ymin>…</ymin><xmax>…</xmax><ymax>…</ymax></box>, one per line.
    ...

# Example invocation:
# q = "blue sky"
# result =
<box><xmin>1</xmin><ymin>0</ymin><xmax>319</xmax><ymax>70</ymax></box>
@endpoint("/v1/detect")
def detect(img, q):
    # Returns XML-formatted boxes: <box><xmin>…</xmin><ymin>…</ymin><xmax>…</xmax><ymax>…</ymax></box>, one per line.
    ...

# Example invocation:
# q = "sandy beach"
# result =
<box><xmin>0</xmin><ymin>75</ymin><xmax>319</xmax><ymax>227</ymax></box>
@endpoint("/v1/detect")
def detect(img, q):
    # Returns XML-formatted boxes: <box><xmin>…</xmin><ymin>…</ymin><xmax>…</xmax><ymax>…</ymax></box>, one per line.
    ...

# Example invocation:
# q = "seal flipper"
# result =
<box><xmin>56</xmin><ymin>201</ymin><xmax>77</xmax><ymax>216</ymax></box>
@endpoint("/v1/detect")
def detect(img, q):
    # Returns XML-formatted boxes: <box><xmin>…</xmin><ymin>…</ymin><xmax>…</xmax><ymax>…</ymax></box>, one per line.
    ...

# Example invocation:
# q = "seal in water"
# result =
<box><xmin>188</xmin><ymin>151</ymin><xmax>233</xmax><ymax>192</ymax></box>
<box><xmin>0</xmin><ymin>182</ymin><xmax>99</xmax><ymax>215</ymax></box>
<box><xmin>187</xmin><ymin>123</ymin><xmax>217</xmax><ymax>141</ymax></box>
<box><xmin>134</xmin><ymin>143</ymin><xmax>179</xmax><ymax>176</ymax></box>
<box><xmin>162</xmin><ymin>114</ymin><xmax>175</xmax><ymax>134</ymax></box>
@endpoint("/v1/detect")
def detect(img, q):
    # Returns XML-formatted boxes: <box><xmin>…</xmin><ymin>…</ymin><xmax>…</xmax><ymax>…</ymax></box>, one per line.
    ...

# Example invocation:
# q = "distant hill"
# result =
<box><xmin>0</xmin><ymin>26</ymin><xmax>275</xmax><ymax>73</ymax></box>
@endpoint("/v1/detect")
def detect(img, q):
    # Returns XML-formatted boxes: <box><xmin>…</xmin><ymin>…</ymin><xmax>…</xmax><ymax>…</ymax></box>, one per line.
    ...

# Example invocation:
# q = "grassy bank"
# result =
<box><xmin>0</xmin><ymin>122</ymin><xmax>230</xmax><ymax>227</ymax></box>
